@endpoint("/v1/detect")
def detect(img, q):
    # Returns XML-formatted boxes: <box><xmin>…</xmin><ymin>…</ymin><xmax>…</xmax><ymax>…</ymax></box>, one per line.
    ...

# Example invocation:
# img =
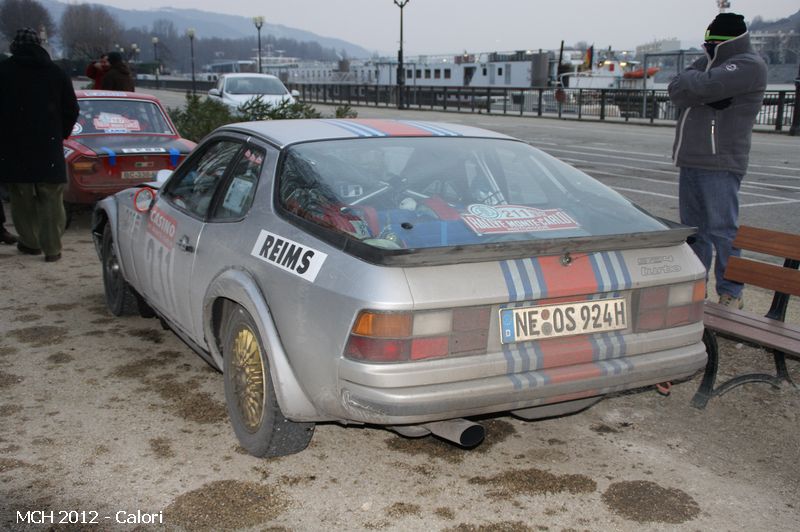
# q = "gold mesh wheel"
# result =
<box><xmin>230</xmin><ymin>326</ymin><xmax>265</xmax><ymax>432</ymax></box>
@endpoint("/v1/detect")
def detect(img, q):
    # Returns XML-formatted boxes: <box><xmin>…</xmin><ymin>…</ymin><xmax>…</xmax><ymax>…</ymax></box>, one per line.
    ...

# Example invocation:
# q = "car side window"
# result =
<box><xmin>163</xmin><ymin>140</ymin><xmax>241</xmax><ymax>218</ymax></box>
<box><xmin>211</xmin><ymin>146</ymin><xmax>266</xmax><ymax>220</ymax></box>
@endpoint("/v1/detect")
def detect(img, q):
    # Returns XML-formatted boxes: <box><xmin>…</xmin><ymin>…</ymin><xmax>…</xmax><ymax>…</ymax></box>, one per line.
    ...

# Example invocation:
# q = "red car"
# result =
<box><xmin>64</xmin><ymin>91</ymin><xmax>195</xmax><ymax>206</ymax></box>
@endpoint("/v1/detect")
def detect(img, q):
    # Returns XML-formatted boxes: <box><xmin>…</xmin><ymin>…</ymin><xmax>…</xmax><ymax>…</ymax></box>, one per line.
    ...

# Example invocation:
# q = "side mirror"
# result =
<box><xmin>208</xmin><ymin>88</ymin><xmax>221</xmax><ymax>97</ymax></box>
<box><xmin>155</xmin><ymin>169</ymin><xmax>172</xmax><ymax>184</ymax></box>
<box><xmin>290</xmin><ymin>89</ymin><xmax>300</xmax><ymax>98</ymax></box>
<box><xmin>133</xmin><ymin>187</ymin><xmax>157</xmax><ymax>213</ymax></box>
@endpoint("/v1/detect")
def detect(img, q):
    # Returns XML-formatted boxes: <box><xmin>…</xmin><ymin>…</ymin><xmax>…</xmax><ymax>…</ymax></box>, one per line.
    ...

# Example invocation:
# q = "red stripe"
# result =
<box><xmin>544</xmin><ymin>362</ymin><xmax>604</xmax><ymax>384</ymax></box>
<box><xmin>356</xmin><ymin>119</ymin><xmax>433</xmax><ymax>136</ymax></box>
<box><xmin>538</xmin><ymin>253</ymin><xmax>598</xmax><ymax>298</ymax></box>
<box><xmin>538</xmin><ymin>336</ymin><xmax>594</xmax><ymax>369</ymax></box>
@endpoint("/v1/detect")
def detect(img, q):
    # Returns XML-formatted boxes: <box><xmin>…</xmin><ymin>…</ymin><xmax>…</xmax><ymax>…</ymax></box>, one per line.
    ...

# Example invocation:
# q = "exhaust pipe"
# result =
<box><xmin>422</xmin><ymin>418</ymin><xmax>485</xmax><ymax>448</ymax></box>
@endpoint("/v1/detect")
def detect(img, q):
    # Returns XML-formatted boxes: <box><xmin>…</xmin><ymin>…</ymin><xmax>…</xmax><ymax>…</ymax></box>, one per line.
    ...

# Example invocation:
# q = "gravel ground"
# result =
<box><xmin>0</xmin><ymin>210</ymin><xmax>798</xmax><ymax>531</ymax></box>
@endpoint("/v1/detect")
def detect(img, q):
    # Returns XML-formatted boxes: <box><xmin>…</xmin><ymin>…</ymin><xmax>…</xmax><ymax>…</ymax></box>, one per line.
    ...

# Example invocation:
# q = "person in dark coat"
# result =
<box><xmin>85</xmin><ymin>54</ymin><xmax>109</xmax><ymax>89</ymax></box>
<box><xmin>101</xmin><ymin>51</ymin><xmax>135</xmax><ymax>92</ymax></box>
<box><xmin>0</xmin><ymin>184</ymin><xmax>18</xmax><ymax>244</ymax></box>
<box><xmin>0</xmin><ymin>28</ymin><xmax>79</xmax><ymax>262</ymax></box>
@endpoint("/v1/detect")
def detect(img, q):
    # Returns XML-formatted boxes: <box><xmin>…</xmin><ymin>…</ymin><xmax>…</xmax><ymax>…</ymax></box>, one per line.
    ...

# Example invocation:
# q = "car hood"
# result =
<box><xmin>67</xmin><ymin>135</ymin><xmax>194</xmax><ymax>156</ymax></box>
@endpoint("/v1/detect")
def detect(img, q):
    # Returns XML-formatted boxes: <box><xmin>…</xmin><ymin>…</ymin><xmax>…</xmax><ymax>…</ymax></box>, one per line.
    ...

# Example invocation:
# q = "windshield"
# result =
<box><xmin>225</xmin><ymin>77</ymin><xmax>288</xmax><ymax>95</ymax></box>
<box><xmin>277</xmin><ymin>137</ymin><xmax>668</xmax><ymax>250</ymax></box>
<box><xmin>73</xmin><ymin>99</ymin><xmax>174</xmax><ymax>135</ymax></box>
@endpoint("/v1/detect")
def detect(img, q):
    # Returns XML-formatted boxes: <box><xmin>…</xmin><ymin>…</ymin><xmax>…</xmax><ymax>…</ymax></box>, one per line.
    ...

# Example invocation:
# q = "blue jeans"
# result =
<box><xmin>679</xmin><ymin>167</ymin><xmax>744</xmax><ymax>298</ymax></box>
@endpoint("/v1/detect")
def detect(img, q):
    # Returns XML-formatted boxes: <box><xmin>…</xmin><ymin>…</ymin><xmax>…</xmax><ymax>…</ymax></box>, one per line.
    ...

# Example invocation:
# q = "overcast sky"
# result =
<box><xmin>90</xmin><ymin>0</ymin><xmax>797</xmax><ymax>55</ymax></box>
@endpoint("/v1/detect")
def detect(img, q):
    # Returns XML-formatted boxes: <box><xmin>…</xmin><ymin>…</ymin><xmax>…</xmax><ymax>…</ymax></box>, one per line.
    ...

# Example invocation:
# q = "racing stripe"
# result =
<box><xmin>358</xmin><ymin>119</ymin><xmax>433</xmax><ymax>136</ymax></box>
<box><xmin>514</xmin><ymin>259</ymin><xmax>534</xmax><ymax>301</ymax></box>
<box><xmin>538</xmin><ymin>254</ymin><xmax>597</xmax><ymax>298</ymax></box>
<box><xmin>327</xmin><ymin>119</ymin><xmax>388</xmax><ymax>137</ymax></box>
<box><xmin>400</xmin><ymin>121</ymin><xmax>463</xmax><ymax>136</ymax></box>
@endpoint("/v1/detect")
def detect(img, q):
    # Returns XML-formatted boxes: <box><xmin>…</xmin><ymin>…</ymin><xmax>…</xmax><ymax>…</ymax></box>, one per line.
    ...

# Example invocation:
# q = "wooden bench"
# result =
<box><xmin>691</xmin><ymin>225</ymin><xmax>800</xmax><ymax>409</ymax></box>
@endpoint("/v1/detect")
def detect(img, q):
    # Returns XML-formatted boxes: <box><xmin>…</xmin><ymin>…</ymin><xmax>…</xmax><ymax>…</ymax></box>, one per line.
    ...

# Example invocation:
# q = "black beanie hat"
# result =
<box><xmin>705</xmin><ymin>13</ymin><xmax>747</xmax><ymax>41</ymax></box>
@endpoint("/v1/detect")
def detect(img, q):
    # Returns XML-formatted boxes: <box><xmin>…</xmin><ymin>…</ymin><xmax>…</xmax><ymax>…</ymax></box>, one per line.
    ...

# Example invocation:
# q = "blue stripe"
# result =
<box><xmin>502</xmin><ymin>343</ymin><xmax>523</xmax><ymax>390</ymax></box>
<box><xmin>601</xmin><ymin>252</ymin><xmax>619</xmax><ymax>291</ymax></box>
<box><xmin>615</xmin><ymin>251</ymin><xmax>632</xmax><ymax>288</ymax></box>
<box><xmin>329</xmin><ymin>120</ymin><xmax>388</xmax><ymax>137</ymax></box>
<box><xmin>169</xmin><ymin>147</ymin><xmax>180</xmax><ymax>167</ymax></box>
<box><xmin>530</xmin><ymin>258</ymin><xmax>548</xmax><ymax>299</ymax></box>
<box><xmin>401</xmin><ymin>120</ymin><xmax>462</xmax><ymax>136</ymax></box>
<box><xmin>499</xmin><ymin>261</ymin><xmax>517</xmax><ymax>302</ymax></box>
<box><xmin>514</xmin><ymin>259</ymin><xmax>533</xmax><ymax>301</ymax></box>
<box><xmin>589</xmin><ymin>253</ymin><xmax>606</xmax><ymax>291</ymax></box>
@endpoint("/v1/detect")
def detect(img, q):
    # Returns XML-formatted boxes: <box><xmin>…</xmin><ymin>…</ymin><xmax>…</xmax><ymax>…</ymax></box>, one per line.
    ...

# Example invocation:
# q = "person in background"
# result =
<box><xmin>0</xmin><ymin>184</ymin><xmax>18</xmax><ymax>245</ymax></box>
<box><xmin>0</xmin><ymin>28</ymin><xmax>79</xmax><ymax>263</ymax></box>
<box><xmin>101</xmin><ymin>51</ymin><xmax>135</xmax><ymax>92</ymax></box>
<box><xmin>668</xmin><ymin>12</ymin><xmax>767</xmax><ymax>310</ymax></box>
<box><xmin>85</xmin><ymin>53</ymin><xmax>109</xmax><ymax>89</ymax></box>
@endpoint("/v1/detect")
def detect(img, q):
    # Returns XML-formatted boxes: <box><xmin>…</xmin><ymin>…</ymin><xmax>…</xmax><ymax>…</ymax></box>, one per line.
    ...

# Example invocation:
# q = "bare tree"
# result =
<box><xmin>60</xmin><ymin>4</ymin><xmax>122</xmax><ymax>60</ymax></box>
<box><xmin>0</xmin><ymin>0</ymin><xmax>55</xmax><ymax>43</ymax></box>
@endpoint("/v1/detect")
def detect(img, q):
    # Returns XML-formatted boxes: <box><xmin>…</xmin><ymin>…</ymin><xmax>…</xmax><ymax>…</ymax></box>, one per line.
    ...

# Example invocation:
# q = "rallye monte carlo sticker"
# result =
<box><xmin>146</xmin><ymin>205</ymin><xmax>177</xmax><ymax>249</ymax></box>
<box><xmin>93</xmin><ymin>113</ymin><xmax>141</xmax><ymax>132</ymax></box>
<box><xmin>121</xmin><ymin>148</ymin><xmax>168</xmax><ymax>154</ymax></box>
<box><xmin>461</xmin><ymin>204</ymin><xmax>580</xmax><ymax>235</ymax></box>
<box><xmin>251</xmin><ymin>230</ymin><xmax>327</xmax><ymax>282</ymax></box>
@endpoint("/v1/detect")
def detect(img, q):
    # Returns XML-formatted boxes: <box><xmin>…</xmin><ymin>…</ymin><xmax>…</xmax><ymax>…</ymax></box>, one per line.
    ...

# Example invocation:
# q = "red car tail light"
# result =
<box><xmin>634</xmin><ymin>279</ymin><xmax>705</xmax><ymax>332</ymax></box>
<box><xmin>345</xmin><ymin>307</ymin><xmax>491</xmax><ymax>363</ymax></box>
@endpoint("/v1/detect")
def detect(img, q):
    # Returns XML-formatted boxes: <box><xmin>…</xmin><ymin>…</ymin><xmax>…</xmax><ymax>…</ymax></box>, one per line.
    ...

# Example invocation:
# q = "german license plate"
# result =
<box><xmin>121</xmin><ymin>170</ymin><xmax>157</xmax><ymax>180</ymax></box>
<box><xmin>500</xmin><ymin>298</ymin><xmax>627</xmax><ymax>344</ymax></box>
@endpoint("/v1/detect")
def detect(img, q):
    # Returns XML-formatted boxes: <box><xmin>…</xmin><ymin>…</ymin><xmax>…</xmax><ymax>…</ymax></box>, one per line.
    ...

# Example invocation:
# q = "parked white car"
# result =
<box><xmin>208</xmin><ymin>73</ymin><xmax>298</xmax><ymax>112</ymax></box>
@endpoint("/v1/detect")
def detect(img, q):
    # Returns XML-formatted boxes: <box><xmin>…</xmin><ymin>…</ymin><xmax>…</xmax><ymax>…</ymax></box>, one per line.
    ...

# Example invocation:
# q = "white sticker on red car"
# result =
<box><xmin>461</xmin><ymin>204</ymin><xmax>580</xmax><ymax>235</ymax></box>
<box><xmin>250</xmin><ymin>230</ymin><xmax>327</xmax><ymax>283</ymax></box>
<box><xmin>121</xmin><ymin>148</ymin><xmax>168</xmax><ymax>154</ymax></box>
<box><xmin>72</xmin><ymin>122</ymin><xmax>83</xmax><ymax>135</ymax></box>
<box><xmin>93</xmin><ymin>113</ymin><xmax>141</xmax><ymax>132</ymax></box>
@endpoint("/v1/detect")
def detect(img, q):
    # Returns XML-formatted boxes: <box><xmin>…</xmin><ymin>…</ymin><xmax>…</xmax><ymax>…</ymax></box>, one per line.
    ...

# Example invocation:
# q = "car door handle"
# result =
<box><xmin>176</xmin><ymin>235</ymin><xmax>195</xmax><ymax>253</ymax></box>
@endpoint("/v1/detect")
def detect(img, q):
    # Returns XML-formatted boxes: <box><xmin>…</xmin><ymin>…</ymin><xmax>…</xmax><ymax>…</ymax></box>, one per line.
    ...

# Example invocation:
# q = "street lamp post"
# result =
<box><xmin>186</xmin><ymin>28</ymin><xmax>196</xmax><ymax>95</ymax></box>
<box><xmin>253</xmin><ymin>16</ymin><xmax>264</xmax><ymax>73</ymax></box>
<box><xmin>152</xmin><ymin>36</ymin><xmax>159</xmax><ymax>87</ymax></box>
<box><xmin>131</xmin><ymin>43</ymin><xmax>139</xmax><ymax>63</ymax></box>
<box><xmin>394</xmin><ymin>0</ymin><xmax>409</xmax><ymax>109</ymax></box>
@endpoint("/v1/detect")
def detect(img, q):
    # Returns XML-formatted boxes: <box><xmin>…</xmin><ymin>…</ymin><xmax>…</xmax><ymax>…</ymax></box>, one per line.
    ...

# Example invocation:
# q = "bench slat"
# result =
<box><xmin>733</xmin><ymin>226</ymin><xmax>800</xmax><ymax>261</ymax></box>
<box><xmin>704</xmin><ymin>312</ymin><xmax>800</xmax><ymax>355</ymax></box>
<box><xmin>724</xmin><ymin>256</ymin><xmax>800</xmax><ymax>296</ymax></box>
<box><xmin>704</xmin><ymin>302</ymin><xmax>800</xmax><ymax>335</ymax></box>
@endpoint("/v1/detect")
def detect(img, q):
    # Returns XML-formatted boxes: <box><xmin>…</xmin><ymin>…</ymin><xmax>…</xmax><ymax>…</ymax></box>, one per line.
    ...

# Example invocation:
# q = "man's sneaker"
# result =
<box><xmin>718</xmin><ymin>294</ymin><xmax>744</xmax><ymax>310</ymax></box>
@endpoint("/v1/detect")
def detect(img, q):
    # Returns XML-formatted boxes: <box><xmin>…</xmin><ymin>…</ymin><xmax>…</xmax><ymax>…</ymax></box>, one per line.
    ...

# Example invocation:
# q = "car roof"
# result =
<box><xmin>75</xmin><ymin>90</ymin><xmax>163</xmax><ymax>103</ymax></box>
<box><xmin>221</xmin><ymin>73</ymin><xmax>280</xmax><ymax>80</ymax></box>
<box><xmin>219</xmin><ymin>119</ymin><xmax>515</xmax><ymax>148</ymax></box>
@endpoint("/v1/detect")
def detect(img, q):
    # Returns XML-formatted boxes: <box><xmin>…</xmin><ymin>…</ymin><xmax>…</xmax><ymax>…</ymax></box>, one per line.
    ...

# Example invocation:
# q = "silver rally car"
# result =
<box><xmin>93</xmin><ymin>119</ymin><xmax>707</xmax><ymax>457</ymax></box>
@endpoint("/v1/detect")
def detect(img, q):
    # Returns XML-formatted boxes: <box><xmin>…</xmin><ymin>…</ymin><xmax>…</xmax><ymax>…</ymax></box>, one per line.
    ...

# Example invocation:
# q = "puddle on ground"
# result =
<box><xmin>126</xmin><ymin>328</ymin><xmax>165</xmax><ymax>344</ymax></box>
<box><xmin>149</xmin><ymin>437</ymin><xmax>175</xmax><ymax>459</ymax></box>
<box><xmin>0</xmin><ymin>346</ymin><xmax>19</xmax><ymax>357</ymax></box>
<box><xmin>602</xmin><ymin>480</ymin><xmax>700</xmax><ymax>524</ymax></box>
<box><xmin>163</xmin><ymin>480</ymin><xmax>288</xmax><ymax>530</ymax></box>
<box><xmin>47</xmin><ymin>353</ymin><xmax>74</xmax><ymax>364</ymax></box>
<box><xmin>0</xmin><ymin>405</ymin><xmax>23</xmax><ymax>417</ymax></box>
<box><xmin>45</xmin><ymin>303</ymin><xmax>80</xmax><ymax>312</ymax></box>
<box><xmin>0</xmin><ymin>371</ymin><xmax>23</xmax><ymax>388</ymax></box>
<box><xmin>7</xmin><ymin>326</ymin><xmax>68</xmax><ymax>347</ymax></box>
<box><xmin>469</xmin><ymin>467</ymin><xmax>596</xmax><ymax>498</ymax></box>
<box><xmin>150</xmin><ymin>375</ymin><xmax>226</xmax><ymax>424</ymax></box>
<box><xmin>443</xmin><ymin>521</ymin><xmax>535</xmax><ymax>532</ymax></box>
<box><xmin>11</xmin><ymin>314</ymin><xmax>40</xmax><ymax>323</ymax></box>
<box><xmin>385</xmin><ymin>502</ymin><xmax>422</xmax><ymax>518</ymax></box>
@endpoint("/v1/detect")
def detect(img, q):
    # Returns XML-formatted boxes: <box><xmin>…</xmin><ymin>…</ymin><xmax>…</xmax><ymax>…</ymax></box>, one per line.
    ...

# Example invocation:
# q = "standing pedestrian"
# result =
<box><xmin>0</xmin><ymin>27</ymin><xmax>79</xmax><ymax>262</ymax></box>
<box><xmin>668</xmin><ymin>12</ymin><xmax>767</xmax><ymax>309</ymax></box>
<box><xmin>85</xmin><ymin>54</ymin><xmax>109</xmax><ymax>89</ymax></box>
<box><xmin>101</xmin><ymin>51</ymin><xmax>135</xmax><ymax>92</ymax></box>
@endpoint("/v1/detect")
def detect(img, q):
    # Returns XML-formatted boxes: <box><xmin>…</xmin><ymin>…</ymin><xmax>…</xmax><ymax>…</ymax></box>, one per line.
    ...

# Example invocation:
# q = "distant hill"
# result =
<box><xmin>750</xmin><ymin>9</ymin><xmax>800</xmax><ymax>33</ymax></box>
<box><xmin>39</xmin><ymin>0</ymin><xmax>373</xmax><ymax>58</ymax></box>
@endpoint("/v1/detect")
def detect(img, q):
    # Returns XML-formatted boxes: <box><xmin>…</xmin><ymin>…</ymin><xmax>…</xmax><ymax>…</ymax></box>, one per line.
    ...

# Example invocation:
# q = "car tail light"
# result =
<box><xmin>634</xmin><ymin>279</ymin><xmax>705</xmax><ymax>332</ymax></box>
<box><xmin>345</xmin><ymin>307</ymin><xmax>491</xmax><ymax>363</ymax></box>
<box><xmin>71</xmin><ymin>158</ymin><xmax>97</xmax><ymax>174</ymax></box>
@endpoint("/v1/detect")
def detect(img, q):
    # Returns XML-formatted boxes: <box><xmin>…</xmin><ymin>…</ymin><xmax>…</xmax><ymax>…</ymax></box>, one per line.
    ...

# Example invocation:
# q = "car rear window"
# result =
<box><xmin>73</xmin><ymin>99</ymin><xmax>174</xmax><ymax>135</ymax></box>
<box><xmin>277</xmin><ymin>137</ymin><xmax>668</xmax><ymax>250</ymax></box>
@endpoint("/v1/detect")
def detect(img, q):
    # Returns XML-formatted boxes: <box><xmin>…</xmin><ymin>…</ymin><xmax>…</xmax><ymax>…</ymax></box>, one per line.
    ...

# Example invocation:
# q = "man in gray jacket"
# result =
<box><xmin>668</xmin><ymin>12</ymin><xmax>767</xmax><ymax>309</ymax></box>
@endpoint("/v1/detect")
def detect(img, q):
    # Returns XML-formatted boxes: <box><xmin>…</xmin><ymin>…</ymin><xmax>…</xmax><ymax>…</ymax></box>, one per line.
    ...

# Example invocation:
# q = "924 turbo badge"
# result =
<box><xmin>251</xmin><ymin>230</ymin><xmax>327</xmax><ymax>282</ymax></box>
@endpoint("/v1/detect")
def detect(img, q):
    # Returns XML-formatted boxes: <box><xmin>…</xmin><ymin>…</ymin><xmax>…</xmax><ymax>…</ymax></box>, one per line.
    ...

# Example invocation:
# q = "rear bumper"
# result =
<box><xmin>337</xmin><ymin>324</ymin><xmax>706</xmax><ymax>425</ymax></box>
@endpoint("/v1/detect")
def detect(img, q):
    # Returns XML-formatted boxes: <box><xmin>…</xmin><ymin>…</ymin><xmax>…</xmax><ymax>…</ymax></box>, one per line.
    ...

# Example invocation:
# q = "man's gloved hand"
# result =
<box><xmin>707</xmin><ymin>97</ymin><xmax>732</xmax><ymax>110</ymax></box>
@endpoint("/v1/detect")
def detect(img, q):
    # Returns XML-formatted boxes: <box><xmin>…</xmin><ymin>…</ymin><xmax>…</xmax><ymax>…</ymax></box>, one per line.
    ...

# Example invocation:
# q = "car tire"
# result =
<box><xmin>222</xmin><ymin>305</ymin><xmax>314</xmax><ymax>457</ymax></box>
<box><xmin>101</xmin><ymin>224</ymin><xmax>138</xmax><ymax>316</ymax></box>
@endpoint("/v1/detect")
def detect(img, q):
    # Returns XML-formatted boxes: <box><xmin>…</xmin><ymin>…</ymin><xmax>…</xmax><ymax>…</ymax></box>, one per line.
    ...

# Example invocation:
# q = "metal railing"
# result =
<box><xmin>286</xmin><ymin>83</ymin><xmax>797</xmax><ymax>132</ymax></box>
